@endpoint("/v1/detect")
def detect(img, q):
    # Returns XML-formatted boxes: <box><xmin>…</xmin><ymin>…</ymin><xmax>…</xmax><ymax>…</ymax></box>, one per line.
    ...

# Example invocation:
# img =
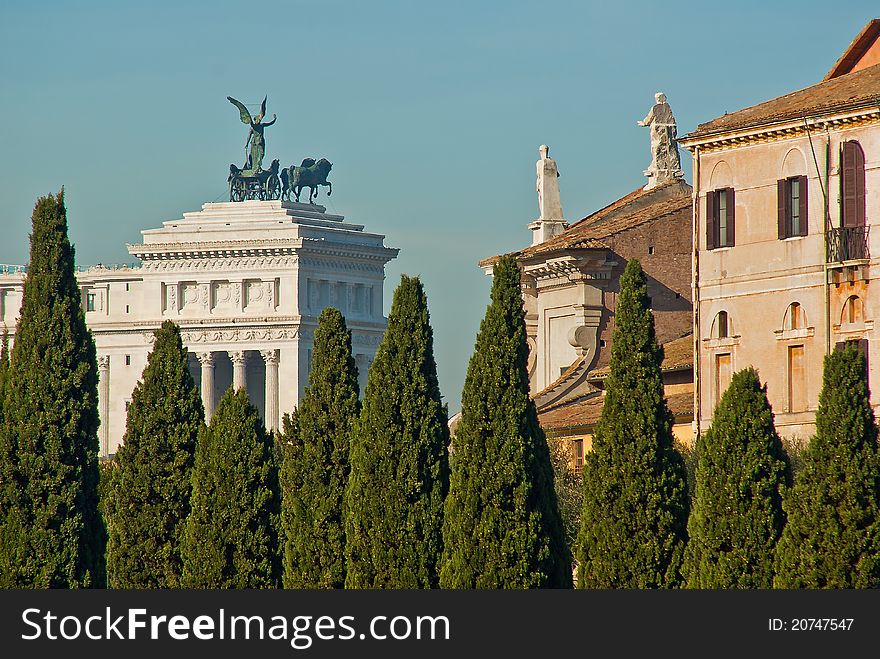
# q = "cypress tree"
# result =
<box><xmin>345</xmin><ymin>275</ymin><xmax>449</xmax><ymax>588</ymax></box>
<box><xmin>182</xmin><ymin>388</ymin><xmax>281</xmax><ymax>588</ymax></box>
<box><xmin>440</xmin><ymin>256</ymin><xmax>571</xmax><ymax>588</ymax></box>
<box><xmin>106</xmin><ymin>320</ymin><xmax>204</xmax><ymax>588</ymax></box>
<box><xmin>683</xmin><ymin>368</ymin><xmax>788</xmax><ymax>588</ymax></box>
<box><xmin>0</xmin><ymin>191</ymin><xmax>105</xmax><ymax>588</ymax></box>
<box><xmin>576</xmin><ymin>259</ymin><xmax>688</xmax><ymax>589</ymax></box>
<box><xmin>0</xmin><ymin>329</ymin><xmax>8</xmax><ymax>420</ymax></box>
<box><xmin>281</xmin><ymin>307</ymin><xmax>359</xmax><ymax>588</ymax></box>
<box><xmin>774</xmin><ymin>344</ymin><xmax>880</xmax><ymax>588</ymax></box>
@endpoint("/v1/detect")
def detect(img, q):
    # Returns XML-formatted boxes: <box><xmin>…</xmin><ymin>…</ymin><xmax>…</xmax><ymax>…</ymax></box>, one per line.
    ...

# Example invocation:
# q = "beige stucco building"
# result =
<box><xmin>0</xmin><ymin>200</ymin><xmax>398</xmax><ymax>456</ymax></box>
<box><xmin>680</xmin><ymin>20</ymin><xmax>880</xmax><ymax>440</ymax></box>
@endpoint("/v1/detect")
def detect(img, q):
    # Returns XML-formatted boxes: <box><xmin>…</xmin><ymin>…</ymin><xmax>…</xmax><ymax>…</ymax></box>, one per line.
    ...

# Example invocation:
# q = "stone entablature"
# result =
<box><xmin>0</xmin><ymin>200</ymin><xmax>398</xmax><ymax>456</ymax></box>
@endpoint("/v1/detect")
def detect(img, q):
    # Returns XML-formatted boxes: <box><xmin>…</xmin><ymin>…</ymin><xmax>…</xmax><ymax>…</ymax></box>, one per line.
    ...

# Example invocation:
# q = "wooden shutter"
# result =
<box><xmin>842</xmin><ymin>141</ymin><xmax>866</xmax><ymax>227</ymax></box>
<box><xmin>858</xmin><ymin>338</ymin><xmax>869</xmax><ymax>382</ymax></box>
<box><xmin>777</xmin><ymin>179</ymin><xmax>788</xmax><ymax>239</ymax></box>
<box><xmin>798</xmin><ymin>175</ymin><xmax>808</xmax><ymax>236</ymax></box>
<box><xmin>705</xmin><ymin>191</ymin><xmax>716</xmax><ymax>250</ymax></box>
<box><xmin>726</xmin><ymin>187</ymin><xmax>736</xmax><ymax>247</ymax></box>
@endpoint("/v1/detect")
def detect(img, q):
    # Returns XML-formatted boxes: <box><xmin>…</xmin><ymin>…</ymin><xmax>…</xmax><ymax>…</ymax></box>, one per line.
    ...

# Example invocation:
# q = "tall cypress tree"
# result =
<box><xmin>440</xmin><ymin>256</ymin><xmax>571</xmax><ymax>588</ymax></box>
<box><xmin>0</xmin><ymin>329</ymin><xmax>8</xmax><ymax>420</ymax></box>
<box><xmin>774</xmin><ymin>344</ymin><xmax>880</xmax><ymax>588</ymax></box>
<box><xmin>576</xmin><ymin>259</ymin><xmax>688</xmax><ymax>589</ymax></box>
<box><xmin>182</xmin><ymin>388</ymin><xmax>281</xmax><ymax>588</ymax></box>
<box><xmin>0</xmin><ymin>191</ymin><xmax>105</xmax><ymax>588</ymax></box>
<box><xmin>106</xmin><ymin>320</ymin><xmax>203</xmax><ymax>588</ymax></box>
<box><xmin>345</xmin><ymin>275</ymin><xmax>449</xmax><ymax>588</ymax></box>
<box><xmin>281</xmin><ymin>307</ymin><xmax>359</xmax><ymax>588</ymax></box>
<box><xmin>683</xmin><ymin>368</ymin><xmax>788</xmax><ymax>588</ymax></box>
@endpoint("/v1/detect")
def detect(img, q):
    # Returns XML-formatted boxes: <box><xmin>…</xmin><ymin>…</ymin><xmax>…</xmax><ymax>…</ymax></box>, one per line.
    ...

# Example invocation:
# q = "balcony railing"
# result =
<box><xmin>827</xmin><ymin>226</ymin><xmax>870</xmax><ymax>263</ymax></box>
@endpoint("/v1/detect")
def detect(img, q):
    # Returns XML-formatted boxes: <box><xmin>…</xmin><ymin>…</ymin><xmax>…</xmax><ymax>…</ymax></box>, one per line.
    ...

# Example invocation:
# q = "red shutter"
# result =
<box><xmin>842</xmin><ymin>141</ymin><xmax>866</xmax><ymax>227</ymax></box>
<box><xmin>726</xmin><ymin>187</ymin><xmax>736</xmax><ymax>247</ymax></box>
<box><xmin>798</xmin><ymin>175</ymin><xmax>808</xmax><ymax>236</ymax></box>
<box><xmin>777</xmin><ymin>179</ymin><xmax>787</xmax><ymax>239</ymax></box>
<box><xmin>706</xmin><ymin>191</ymin><xmax>716</xmax><ymax>250</ymax></box>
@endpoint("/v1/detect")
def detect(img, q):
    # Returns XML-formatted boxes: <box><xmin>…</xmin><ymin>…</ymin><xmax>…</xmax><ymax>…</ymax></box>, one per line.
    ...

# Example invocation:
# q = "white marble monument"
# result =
<box><xmin>0</xmin><ymin>200</ymin><xmax>399</xmax><ymax>456</ymax></box>
<box><xmin>528</xmin><ymin>145</ymin><xmax>568</xmax><ymax>245</ymax></box>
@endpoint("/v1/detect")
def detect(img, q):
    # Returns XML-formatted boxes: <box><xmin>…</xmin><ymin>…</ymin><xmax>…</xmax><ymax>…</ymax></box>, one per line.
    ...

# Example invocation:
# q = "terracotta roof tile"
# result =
<box><xmin>685</xmin><ymin>63</ymin><xmax>880</xmax><ymax>140</ymax></box>
<box><xmin>589</xmin><ymin>333</ymin><xmax>693</xmax><ymax>380</ymax></box>
<box><xmin>538</xmin><ymin>388</ymin><xmax>693</xmax><ymax>432</ymax></box>
<box><xmin>825</xmin><ymin>20</ymin><xmax>880</xmax><ymax>81</ymax></box>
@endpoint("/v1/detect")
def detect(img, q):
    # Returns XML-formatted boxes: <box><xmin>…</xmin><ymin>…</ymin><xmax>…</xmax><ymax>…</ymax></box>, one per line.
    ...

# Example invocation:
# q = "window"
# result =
<box><xmin>573</xmin><ymin>439</ymin><xmax>584</xmax><ymax>474</ymax></box>
<box><xmin>835</xmin><ymin>339</ymin><xmax>869</xmax><ymax>381</ymax></box>
<box><xmin>841</xmin><ymin>141</ymin><xmax>866</xmax><ymax>228</ymax></box>
<box><xmin>124</xmin><ymin>355</ymin><xmax>131</xmax><ymax>366</ymax></box>
<box><xmin>778</xmin><ymin>176</ymin><xmax>808</xmax><ymax>238</ymax></box>
<box><xmin>86</xmin><ymin>293</ymin><xmax>96</xmax><ymax>312</ymax></box>
<box><xmin>843</xmin><ymin>295</ymin><xmax>863</xmax><ymax>324</ymax></box>
<box><xmin>125</xmin><ymin>282</ymin><xmax>130</xmax><ymax>292</ymax></box>
<box><xmin>714</xmin><ymin>310</ymin><xmax>729</xmax><ymax>338</ymax></box>
<box><xmin>787</xmin><ymin>302</ymin><xmax>803</xmax><ymax>330</ymax></box>
<box><xmin>599</xmin><ymin>339</ymin><xmax>607</xmax><ymax>348</ymax></box>
<box><xmin>706</xmin><ymin>188</ymin><xmax>736</xmax><ymax>249</ymax></box>
<box><xmin>125</xmin><ymin>304</ymin><xmax>130</xmax><ymax>314</ymax></box>
<box><xmin>788</xmin><ymin>345</ymin><xmax>806</xmax><ymax>412</ymax></box>
<box><xmin>715</xmin><ymin>353</ymin><xmax>732</xmax><ymax>406</ymax></box>
<box><xmin>648</xmin><ymin>246</ymin><xmax>655</xmax><ymax>255</ymax></box>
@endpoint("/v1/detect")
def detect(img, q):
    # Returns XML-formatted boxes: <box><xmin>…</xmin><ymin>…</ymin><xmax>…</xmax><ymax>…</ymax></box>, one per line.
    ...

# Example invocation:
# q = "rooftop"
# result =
<box><xmin>684</xmin><ymin>62</ymin><xmax>880</xmax><ymax>141</ymax></box>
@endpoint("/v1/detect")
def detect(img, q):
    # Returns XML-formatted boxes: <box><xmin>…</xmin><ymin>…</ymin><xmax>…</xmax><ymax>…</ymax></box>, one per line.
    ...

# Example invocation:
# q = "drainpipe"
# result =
<box><xmin>692</xmin><ymin>145</ymin><xmax>701</xmax><ymax>441</ymax></box>
<box><xmin>823</xmin><ymin>131</ymin><xmax>831</xmax><ymax>356</ymax></box>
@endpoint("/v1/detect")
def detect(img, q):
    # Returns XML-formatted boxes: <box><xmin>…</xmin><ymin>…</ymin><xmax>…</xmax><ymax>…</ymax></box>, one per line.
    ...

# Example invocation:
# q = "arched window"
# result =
<box><xmin>843</xmin><ymin>295</ymin><xmax>864</xmax><ymax>324</ymax></box>
<box><xmin>713</xmin><ymin>310</ymin><xmax>729</xmax><ymax>338</ymax></box>
<box><xmin>786</xmin><ymin>302</ymin><xmax>804</xmax><ymax>330</ymax></box>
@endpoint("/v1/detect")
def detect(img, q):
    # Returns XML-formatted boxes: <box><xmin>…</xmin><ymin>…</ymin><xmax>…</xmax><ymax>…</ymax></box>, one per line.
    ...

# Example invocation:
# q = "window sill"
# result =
<box><xmin>706</xmin><ymin>246</ymin><xmax>733</xmax><ymax>252</ymax></box>
<box><xmin>781</xmin><ymin>235</ymin><xmax>806</xmax><ymax>242</ymax></box>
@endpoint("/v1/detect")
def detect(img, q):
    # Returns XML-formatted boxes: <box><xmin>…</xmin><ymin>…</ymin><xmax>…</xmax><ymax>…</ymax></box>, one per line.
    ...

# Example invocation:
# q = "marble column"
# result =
<box><xmin>98</xmin><ymin>355</ymin><xmax>110</xmax><ymax>458</ymax></box>
<box><xmin>230</xmin><ymin>350</ymin><xmax>247</xmax><ymax>391</ymax></box>
<box><xmin>197</xmin><ymin>352</ymin><xmax>216</xmax><ymax>421</ymax></box>
<box><xmin>262</xmin><ymin>349</ymin><xmax>279</xmax><ymax>432</ymax></box>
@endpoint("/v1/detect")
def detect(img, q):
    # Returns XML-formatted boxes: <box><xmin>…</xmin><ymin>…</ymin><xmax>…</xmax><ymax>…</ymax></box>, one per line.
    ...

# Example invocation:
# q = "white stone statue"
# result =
<box><xmin>536</xmin><ymin>144</ymin><xmax>564</xmax><ymax>220</ymax></box>
<box><xmin>637</xmin><ymin>92</ymin><xmax>684</xmax><ymax>189</ymax></box>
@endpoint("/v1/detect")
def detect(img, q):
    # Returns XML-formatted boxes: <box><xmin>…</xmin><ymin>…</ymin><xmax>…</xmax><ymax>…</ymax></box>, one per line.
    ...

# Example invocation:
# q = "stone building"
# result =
<box><xmin>0</xmin><ymin>200</ymin><xmax>398</xmax><ymax>456</ymax></box>
<box><xmin>480</xmin><ymin>96</ymin><xmax>695</xmax><ymax>462</ymax></box>
<box><xmin>679</xmin><ymin>19</ymin><xmax>880</xmax><ymax>440</ymax></box>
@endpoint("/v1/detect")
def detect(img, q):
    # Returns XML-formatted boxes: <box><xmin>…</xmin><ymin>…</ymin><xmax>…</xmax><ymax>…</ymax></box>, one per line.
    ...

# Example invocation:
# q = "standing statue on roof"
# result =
<box><xmin>228</xmin><ymin>95</ymin><xmax>276</xmax><ymax>174</ymax></box>
<box><xmin>637</xmin><ymin>92</ymin><xmax>684</xmax><ymax>190</ymax></box>
<box><xmin>536</xmin><ymin>144</ymin><xmax>564</xmax><ymax>220</ymax></box>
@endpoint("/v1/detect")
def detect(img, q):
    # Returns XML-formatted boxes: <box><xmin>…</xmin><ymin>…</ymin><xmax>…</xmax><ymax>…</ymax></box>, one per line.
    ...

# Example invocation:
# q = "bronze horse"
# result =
<box><xmin>281</xmin><ymin>158</ymin><xmax>332</xmax><ymax>204</ymax></box>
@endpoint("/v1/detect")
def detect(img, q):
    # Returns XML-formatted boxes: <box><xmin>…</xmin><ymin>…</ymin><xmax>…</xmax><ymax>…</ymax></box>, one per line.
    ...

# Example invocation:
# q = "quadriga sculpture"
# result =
<box><xmin>281</xmin><ymin>158</ymin><xmax>333</xmax><ymax>204</ymax></box>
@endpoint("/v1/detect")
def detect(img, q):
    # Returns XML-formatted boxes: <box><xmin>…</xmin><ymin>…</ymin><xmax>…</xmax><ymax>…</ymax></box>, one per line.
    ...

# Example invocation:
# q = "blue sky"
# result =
<box><xmin>0</xmin><ymin>1</ymin><xmax>876</xmax><ymax>411</ymax></box>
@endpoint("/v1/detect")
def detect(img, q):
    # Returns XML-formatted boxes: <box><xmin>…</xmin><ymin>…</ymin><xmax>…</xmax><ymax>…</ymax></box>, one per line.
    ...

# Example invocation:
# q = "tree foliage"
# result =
<box><xmin>683</xmin><ymin>368</ymin><xmax>788</xmax><ymax>588</ymax></box>
<box><xmin>0</xmin><ymin>191</ymin><xmax>106</xmax><ymax>588</ymax></box>
<box><xmin>774</xmin><ymin>345</ymin><xmax>880</xmax><ymax>588</ymax></box>
<box><xmin>182</xmin><ymin>388</ymin><xmax>280</xmax><ymax>588</ymax></box>
<box><xmin>440</xmin><ymin>256</ymin><xmax>571</xmax><ymax>588</ymax></box>
<box><xmin>576</xmin><ymin>259</ymin><xmax>688</xmax><ymax>588</ymax></box>
<box><xmin>281</xmin><ymin>307</ymin><xmax>359</xmax><ymax>588</ymax></box>
<box><xmin>106</xmin><ymin>320</ymin><xmax>203</xmax><ymax>588</ymax></box>
<box><xmin>345</xmin><ymin>276</ymin><xmax>449</xmax><ymax>588</ymax></box>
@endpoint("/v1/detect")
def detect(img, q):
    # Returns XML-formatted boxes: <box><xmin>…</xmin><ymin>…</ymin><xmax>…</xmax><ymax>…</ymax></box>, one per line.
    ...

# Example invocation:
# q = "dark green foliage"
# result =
<box><xmin>440</xmin><ymin>257</ymin><xmax>571</xmax><ymax>588</ymax></box>
<box><xmin>683</xmin><ymin>368</ymin><xmax>788</xmax><ymax>588</ymax></box>
<box><xmin>345</xmin><ymin>276</ymin><xmax>449</xmax><ymax>588</ymax></box>
<box><xmin>182</xmin><ymin>388</ymin><xmax>281</xmax><ymax>588</ymax></box>
<box><xmin>281</xmin><ymin>307</ymin><xmax>359</xmax><ymax>588</ymax></box>
<box><xmin>0</xmin><ymin>191</ymin><xmax>106</xmax><ymax>588</ymax></box>
<box><xmin>576</xmin><ymin>259</ymin><xmax>688</xmax><ymax>589</ymax></box>
<box><xmin>106</xmin><ymin>321</ymin><xmax>204</xmax><ymax>588</ymax></box>
<box><xmin>774</xmin><ymin>345</ymin><xmax>880</xmax><ymax>588</ymax></box>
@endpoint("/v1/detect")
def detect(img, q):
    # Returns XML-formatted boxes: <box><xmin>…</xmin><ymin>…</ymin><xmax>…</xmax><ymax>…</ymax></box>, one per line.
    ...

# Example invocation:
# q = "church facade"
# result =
<box><xmin>0</xmin><ymin>200</ymin><xmax>398</xmax><ymax>457</ymax></box>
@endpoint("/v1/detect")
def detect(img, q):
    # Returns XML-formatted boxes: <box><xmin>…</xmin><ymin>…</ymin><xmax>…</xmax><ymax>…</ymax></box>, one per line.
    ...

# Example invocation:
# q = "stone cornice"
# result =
<box><xmin>681</xmin><ymin>107</ymin><xmax>880</xmax><ymax>153</ymax></box>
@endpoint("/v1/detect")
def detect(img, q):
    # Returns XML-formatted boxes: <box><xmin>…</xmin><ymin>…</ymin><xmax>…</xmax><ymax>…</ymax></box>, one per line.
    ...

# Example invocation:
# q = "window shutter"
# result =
<box><xmin>798</xmin><ymin>175</ymin><xmax>808</xmax><ymax>236</ymax></box>
<box><xmin>726</xmin><ymin>187</ymin><xmax>736</xmax><ymax>247</ymax></box>
<box><xmin>842</xmin><ymin>141</ymin><xmax>866</xmax><ymax>227</ymax></box>
<box><xmin>777</xmin><ymin>179</ymin><xmax>787</xmax><ymax>239</ymax></box>
<box><xmin>705</xmin><ymin>191</ymin><xmax>716</xmax><ymax>250</ymax></box>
